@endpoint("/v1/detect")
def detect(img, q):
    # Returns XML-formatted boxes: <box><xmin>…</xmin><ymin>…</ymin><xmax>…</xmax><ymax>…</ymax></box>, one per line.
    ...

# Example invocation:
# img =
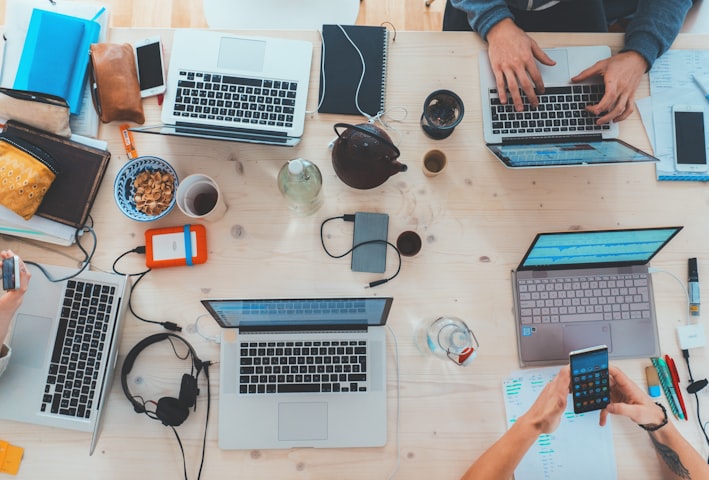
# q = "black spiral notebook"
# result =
<box><xmin>318</xmin><ymin>24</ymin><xmax>389</xmax><ymax>117</ymax></box>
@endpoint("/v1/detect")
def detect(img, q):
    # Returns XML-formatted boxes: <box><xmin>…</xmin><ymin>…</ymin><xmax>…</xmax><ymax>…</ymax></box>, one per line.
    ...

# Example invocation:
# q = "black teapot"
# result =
<box><xmin>331</xmin><ymin>123</ymin><xmax>406</xmax><ymax>189</ymax></box>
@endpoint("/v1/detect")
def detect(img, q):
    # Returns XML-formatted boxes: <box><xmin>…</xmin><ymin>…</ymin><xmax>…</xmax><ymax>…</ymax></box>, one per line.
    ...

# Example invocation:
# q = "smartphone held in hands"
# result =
<box><xmin>569</xmin><ymin>345</ymin><xmax>610</xmax><ymax>414</ymax></box>
<box><xmin>2</xmin><ymin>255</ymin><xmax>20</xmax><ymax>290</ymax></box>
<box><xmin>672</xmin><ymin>105</ymin><xmax>709</xmax><ymax>173</ymax></box>
<box><xmin>134</xmin><ymin>36</ymin><xmax>166</xmax><ymax>98</ymax></box>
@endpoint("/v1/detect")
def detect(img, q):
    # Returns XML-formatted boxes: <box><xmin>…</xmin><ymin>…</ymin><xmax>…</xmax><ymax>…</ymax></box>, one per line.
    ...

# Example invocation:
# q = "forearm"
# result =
<box><xmin>449</xmin><ymin>0</ymin><xmax>513</xmax><ymax>40</ymax></box>
<box><xmin>622</xmin><ymin>0</ymin><xmax>692</xmax><ymax>68</ymax></box>
<box><xmin>0</xmin><ymin>293</ymin><xmax>24</xmax><ymax>345</ymax></box>
<box><xmin>461</xmin><ymin>419</ymin><xmax>540</xmax><ymax>480</ymax></box>
<box><xmin>649</xmin><ymin>422</ymin><xmax>709</xmax><ymax>480</ymax></box>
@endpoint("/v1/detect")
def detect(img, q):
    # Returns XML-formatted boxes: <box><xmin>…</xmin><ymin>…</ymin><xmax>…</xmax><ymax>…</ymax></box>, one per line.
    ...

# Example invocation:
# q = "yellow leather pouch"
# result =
<box><xmin>0</xmin><ymin>134</ymin><xmax>59</xmax><ymax>220</ymax></box>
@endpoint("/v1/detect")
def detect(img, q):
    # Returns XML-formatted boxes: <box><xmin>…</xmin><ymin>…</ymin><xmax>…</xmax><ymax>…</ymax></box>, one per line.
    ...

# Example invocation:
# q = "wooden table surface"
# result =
<box><xmin>1</xmin><ymin>29</ymin><xmax>708</xmax><ymax>479</ymax></box>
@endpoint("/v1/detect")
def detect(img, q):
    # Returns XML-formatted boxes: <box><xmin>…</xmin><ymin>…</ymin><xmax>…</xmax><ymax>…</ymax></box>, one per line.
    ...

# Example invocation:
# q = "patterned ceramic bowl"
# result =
<box><xmin>113</xmin><ymin>156</ymin><xmax>178</xmax><ymax>222</ymax></box>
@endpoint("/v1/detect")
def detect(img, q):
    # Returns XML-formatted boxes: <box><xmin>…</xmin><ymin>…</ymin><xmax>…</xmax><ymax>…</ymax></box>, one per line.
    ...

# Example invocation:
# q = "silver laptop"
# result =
<box><xmin>479</xmin><ymin>46</ymin><xmax>658</xmax><ymax>168</ymax></box>
<box><xmin>0</xmin><ymin>263</ymin><xmax>129</xmax><ymax>454</ymax></box>
<box><xmin>201</xmin><ymin>297</ymin><xmax>392</xmax><ymax>450</ymax></box>
<box><xmin>132</xmin><ymin>29</ymin><xmax>312</xmax><ymax>146</ymax></box>
<box><xmin>512</xmin><ymin>227</ymin><xmax>682</xmax><ymax>366</ymax></box>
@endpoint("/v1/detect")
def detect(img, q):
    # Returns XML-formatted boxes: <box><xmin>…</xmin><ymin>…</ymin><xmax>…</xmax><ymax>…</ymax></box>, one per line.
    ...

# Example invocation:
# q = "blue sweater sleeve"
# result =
<box><xmin>449</xmin><ymin>0</ymin><xmax>515</xmax><ymax>40</ymax></box>
<box><xmin>619</xmin><ymin>0</ymin><xmax>691</xmax><ymax>68</ymax></box>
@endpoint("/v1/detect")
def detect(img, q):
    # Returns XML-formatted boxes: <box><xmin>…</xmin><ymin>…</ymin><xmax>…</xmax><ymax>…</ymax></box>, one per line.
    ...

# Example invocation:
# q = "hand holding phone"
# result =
<box><xmin>134</xmin><ymin>36</ymin><xmax>166</xmax><ymax>98</ymax></box>
<box><xmin>672</xmin><ymin>105</ymin><xmax>708</xmax><ymax>173</ymax></box>
<box><xmin>2</xmin><ymin>255</ymin><xmax>20</xmax><ymax>290</ymax></box>
<box><xmin>570</xmin><ymin>345</ymin><xmax>610</xmax><ymax>414</ymax></box>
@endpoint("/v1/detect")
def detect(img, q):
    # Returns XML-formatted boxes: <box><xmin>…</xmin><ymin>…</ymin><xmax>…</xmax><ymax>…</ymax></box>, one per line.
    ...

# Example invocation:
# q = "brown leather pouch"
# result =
<box><xmin>0</xmin><ymin>133</ymin><xmax>59</xmax><ymax>220</ymax></box>
<box><xmin>88</xmin><ymin>43</ymin><xmax>145</xmax><ymax>124</ymax></box>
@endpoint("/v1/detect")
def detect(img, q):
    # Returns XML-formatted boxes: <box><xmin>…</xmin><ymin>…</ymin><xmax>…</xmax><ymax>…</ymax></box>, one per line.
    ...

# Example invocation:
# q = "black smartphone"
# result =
<box><xmin>2</xmin><ymin>255</ymin><xmax>20</xmax><ymax>290</ymax></box>
<box><xmin>570</xmin><ymin>345</ymin><xmax>610</xmax><ymax>414</ymax></box>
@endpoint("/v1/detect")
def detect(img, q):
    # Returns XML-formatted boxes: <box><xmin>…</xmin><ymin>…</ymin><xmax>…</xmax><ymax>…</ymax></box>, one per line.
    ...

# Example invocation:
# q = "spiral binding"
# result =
<box><xmin>378</xmin><ymin>27</ymin><xmax>389</xmax><ymax>118</ymax></box>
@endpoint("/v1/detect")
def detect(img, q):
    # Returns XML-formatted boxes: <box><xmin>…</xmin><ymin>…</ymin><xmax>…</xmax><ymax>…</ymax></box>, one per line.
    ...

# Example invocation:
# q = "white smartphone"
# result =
<box><xmin>672</xmin><ymin>104</ymin><xmax>709</xmax><ymax>173</ymax></box>
<box><xmin>134</xmin><ymin>36</ymin><xmax>166</xmax><ymax>98</ymax></box>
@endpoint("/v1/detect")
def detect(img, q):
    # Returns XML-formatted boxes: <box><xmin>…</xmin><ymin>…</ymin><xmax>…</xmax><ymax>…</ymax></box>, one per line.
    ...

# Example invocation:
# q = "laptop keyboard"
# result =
<box><xmin>489</xmin><ymin>85</ymin><xmax>612</xmax><ymax>136</ymax></box>
<box><xmin>518</xmin><ymin>273</ymin><xmax>651</xmax><ymax>324</ymax></box>
<box><xmin>173</xmin><ymin>70</ymin><xmax>298</xmax><ymax>128</ymax></box>
<box><xmin>41</xmin><ymin>280</ymin><xmax>115</xmax><ymax>419</ymax></box>
<box><xmin>239</xmin><ymin>340</ymin><xmax>367</xmax><ymax>395</ymax></box>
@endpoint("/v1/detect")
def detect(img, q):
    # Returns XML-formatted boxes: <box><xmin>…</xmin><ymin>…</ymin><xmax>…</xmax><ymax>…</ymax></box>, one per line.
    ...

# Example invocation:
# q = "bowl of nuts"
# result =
<box><xmin>114</xmin><ymin>156</ymin><xmax>178</xmax><ymax>222</ymax></box>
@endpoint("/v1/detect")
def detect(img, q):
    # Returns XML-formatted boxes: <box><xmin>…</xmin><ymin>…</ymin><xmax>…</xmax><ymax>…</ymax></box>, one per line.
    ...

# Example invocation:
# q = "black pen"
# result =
<box><xmin>689</xmin><ymin>258</ymin><xmax>700</xmax><ymax>317</ymax></box>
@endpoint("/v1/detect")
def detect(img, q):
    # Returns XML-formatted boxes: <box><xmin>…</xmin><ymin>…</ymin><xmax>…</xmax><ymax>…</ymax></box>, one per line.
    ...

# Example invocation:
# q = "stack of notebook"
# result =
<box><xmin>12</xmin><ymin>9</ymin><xmax>101</xmax><ymax>115</ymax></box>
<box><xmin>0</xmin><ymin>121</ymin><xmax>110</xmax><ymax>245</ymax></box>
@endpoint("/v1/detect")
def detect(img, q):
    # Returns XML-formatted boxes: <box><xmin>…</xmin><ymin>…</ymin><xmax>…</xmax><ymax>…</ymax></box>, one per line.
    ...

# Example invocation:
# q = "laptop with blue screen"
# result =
<box><xmin>201</xmin><ymin>297</ymin><xmax>392</xmax><ymax>450</ymax></box>
<box><xmin>512</xmin><ymin>227</ymin><xmax>682</xmax><ymax>366</ymax></box>
<box><xmin>478</xmin><ymin>46</ymin><xmax>659</xmax><ymax>168</ymax></box>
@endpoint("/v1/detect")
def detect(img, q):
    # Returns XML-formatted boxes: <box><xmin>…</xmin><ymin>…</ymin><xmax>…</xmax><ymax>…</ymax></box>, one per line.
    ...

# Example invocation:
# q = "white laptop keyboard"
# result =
<box><xmin>489</xmin><ymin>85</ymin><xmax>612</xmax><ymax>136</ymax></box>
<box><xmin>239</xmin><ymin>340</ymin><xmax>368</xmax><ymax>395</ymax></box>
<box><xmin>518</xmin><ymin>273</ymin><xmax>651</xmax><ymax>324</ymax></box>
<box><xmin>173</xmin><ymin>69</ymin><xmax>298</xmax><ymax>128</ymax></box>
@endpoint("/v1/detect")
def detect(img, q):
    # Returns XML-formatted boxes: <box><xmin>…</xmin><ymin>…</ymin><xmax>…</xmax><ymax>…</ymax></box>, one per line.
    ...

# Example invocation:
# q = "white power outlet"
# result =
<box><xmin>677</xmin><ymin>324</ymin><xmax>707</xmax><ymax>350</ymax></box>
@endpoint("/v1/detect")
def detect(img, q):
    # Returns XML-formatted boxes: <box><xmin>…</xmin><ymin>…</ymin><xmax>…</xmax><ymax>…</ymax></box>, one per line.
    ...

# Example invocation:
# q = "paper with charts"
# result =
<box><xmin>503</xmin><ymin>366</ymin><xmax>617</xmax><ymax>480</ymax></box>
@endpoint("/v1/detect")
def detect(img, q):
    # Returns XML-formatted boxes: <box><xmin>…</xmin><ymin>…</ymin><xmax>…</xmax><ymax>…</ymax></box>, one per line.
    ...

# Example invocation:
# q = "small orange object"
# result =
<box><xmin>0</xmin><ymin>440</ymin><xmax>23</xmax><ymax>475</ymax></box>
<box><xmin>120</xmin><ymin>123</ymin><xmax>139</xmax><ymax>159</ymax></box>
<box><xmin>145</xmin><ymin>224</ymin><xmax>208</xmax><ymax>268</ymax></box>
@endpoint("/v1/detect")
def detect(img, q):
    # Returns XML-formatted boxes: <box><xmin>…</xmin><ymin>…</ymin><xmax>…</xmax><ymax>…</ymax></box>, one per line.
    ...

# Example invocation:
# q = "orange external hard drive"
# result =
<box><xmin>145</xmin><ymin>224</ymin><xmax>207</xmax><ymax>268</ymax></box>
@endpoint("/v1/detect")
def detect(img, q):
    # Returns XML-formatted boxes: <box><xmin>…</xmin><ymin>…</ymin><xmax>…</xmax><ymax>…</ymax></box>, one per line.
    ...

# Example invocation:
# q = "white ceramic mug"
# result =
<box><xmin>176</xmin><ymin>173</ymin><xmax>227</xmax><ymax>221</ymax></box>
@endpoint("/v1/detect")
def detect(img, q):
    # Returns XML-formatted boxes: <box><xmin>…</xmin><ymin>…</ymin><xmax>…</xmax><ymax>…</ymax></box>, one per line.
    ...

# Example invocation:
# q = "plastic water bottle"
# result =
<box><xmin>277</xmin><ymin>158</ymin><xmax>323</xmax><ymax>215</ymax></box>
<box><xmin>415</xmin><ymin>316</ymin><xmax>478</xmax><ymax>366</ymax></box>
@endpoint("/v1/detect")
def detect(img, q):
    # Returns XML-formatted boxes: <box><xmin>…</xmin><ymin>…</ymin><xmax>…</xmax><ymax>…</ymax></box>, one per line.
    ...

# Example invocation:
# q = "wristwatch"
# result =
<box><xmin>639</xmin><ymin>402</ymin><xmax>668</xmax><ymax>432</ymax></box>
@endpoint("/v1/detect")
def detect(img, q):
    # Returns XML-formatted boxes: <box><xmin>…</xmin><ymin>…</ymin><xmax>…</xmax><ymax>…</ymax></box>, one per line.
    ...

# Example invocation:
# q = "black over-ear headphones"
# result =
<box><xmin>121</xmin><ymin>333</ymin><xmax>204</xmax><ymax>427</ymax></box>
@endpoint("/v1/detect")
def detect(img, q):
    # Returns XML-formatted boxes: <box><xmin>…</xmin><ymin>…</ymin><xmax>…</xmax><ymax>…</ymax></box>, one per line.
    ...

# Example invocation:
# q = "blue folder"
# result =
<box><xmin>13</xmin><ymin>9</ymin><xmax>100</xmax><ymax>115</ymax></box>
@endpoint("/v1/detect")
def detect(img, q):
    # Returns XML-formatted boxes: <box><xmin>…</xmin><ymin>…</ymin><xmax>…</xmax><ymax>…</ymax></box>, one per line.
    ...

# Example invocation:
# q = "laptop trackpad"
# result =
<box><xmin>10</xmin><ymin>314</ymin><xmax>53</xmax><ymax>369</ymax></box>
<box><xmin>564</xmin><ymin>323</ymin><xmax>611</xmax><ymax>353</ymax></box>
<box><xmin>278</xmin><ymin>402</ymin><xmax>328</xmax><ymax>441</ymax></box>
<box><xmin>537</xmin><ymin>49</ymin><xmax>570</xmax><ymax>84</ymax></box>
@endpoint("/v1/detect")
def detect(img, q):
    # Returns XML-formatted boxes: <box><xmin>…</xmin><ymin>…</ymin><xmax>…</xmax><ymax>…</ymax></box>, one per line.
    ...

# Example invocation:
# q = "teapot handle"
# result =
<box><xmin>333</xmin><ymin>123</ymin><xmax>401</xmax><ymax>159</ymax></box>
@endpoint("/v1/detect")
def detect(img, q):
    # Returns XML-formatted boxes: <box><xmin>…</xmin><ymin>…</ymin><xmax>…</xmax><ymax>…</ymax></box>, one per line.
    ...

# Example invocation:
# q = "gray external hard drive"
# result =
<box><xmin>351</xmin><ymin>212</ymin><xmax>389</xmax><ymax>273</ymax></box>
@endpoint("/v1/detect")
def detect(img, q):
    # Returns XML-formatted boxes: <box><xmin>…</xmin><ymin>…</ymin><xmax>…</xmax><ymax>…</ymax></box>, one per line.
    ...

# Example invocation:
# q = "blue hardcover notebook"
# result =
<box><xmin>13</xmin><ymin>9</ymin><xmax>100</xmax><ymax>115</ymax></box>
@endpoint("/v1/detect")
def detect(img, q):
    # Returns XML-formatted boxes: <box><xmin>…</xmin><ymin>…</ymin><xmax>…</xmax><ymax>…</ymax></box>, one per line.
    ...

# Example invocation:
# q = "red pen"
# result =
<box><xmin>665</xmin><ymin>355</ymin><xmax>688</xmax><ymax>420</ymax></box>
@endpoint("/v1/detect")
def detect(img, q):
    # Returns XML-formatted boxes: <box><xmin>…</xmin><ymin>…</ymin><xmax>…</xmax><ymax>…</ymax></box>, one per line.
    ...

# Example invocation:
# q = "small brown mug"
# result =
<box><xmin>423</xmin><ymin>149</ymin><xmax>447</xmax><ymax>177</ymax></box>
<box><xmin>396</xmin><ymin>231</ymin><xmax>422</xmax><ymax>257</ymax></box>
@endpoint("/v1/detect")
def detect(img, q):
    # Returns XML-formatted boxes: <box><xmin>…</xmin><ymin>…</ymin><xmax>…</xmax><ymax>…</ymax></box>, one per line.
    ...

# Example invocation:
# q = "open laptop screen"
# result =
<box><xmin>202</xmin><ymin>297</ymin><xmax>393</xmax><ymax>328</ymax></box>
<box><xmin>489</xmin><ymin>138</ymin><xmax>658</xmax><ymax>168</ymax></box>
<box><xmin>518</xmin><ymin>227</ymin><xmax>682</xmax><ymax>270</ymax></box>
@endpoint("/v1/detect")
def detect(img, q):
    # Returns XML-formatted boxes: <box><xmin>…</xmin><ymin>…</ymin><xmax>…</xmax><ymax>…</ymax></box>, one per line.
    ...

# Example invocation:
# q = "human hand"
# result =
<box><xmin>519</xmin><ymin>366</ymin><xmax>570</xmax><ymax>434</ymax></box>
<box><xmin>486</xmin><ymin>19</ymin><xmax>555</xmax><ymax>111</ymax></box>
<box><xmin>571</xmin><ymin>51</ymin><xmax>648</xmax><ymax>125</ymax></box>
<box><xmin>600</xmin><ymin>366</ymin><xmax>665</xmax><ymax>427</ymax></box>
<box><xmin>0</xmin><ymin>249</ymin><xmax>31</xmax><ymax>297</ymax></box>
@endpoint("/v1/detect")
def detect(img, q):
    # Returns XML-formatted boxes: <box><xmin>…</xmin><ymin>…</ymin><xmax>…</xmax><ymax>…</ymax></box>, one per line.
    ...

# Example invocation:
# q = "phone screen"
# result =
<box><xmin>570</xmin><ymin>345</ymin><xmax>609</xmax><ymax>414</ymax></box>
<box><xmin>674</xmin><ymin>110</ymin><xmax>708</xmax><ymax>166</ymax></box>
<box><xmin>2</xmin><ymin>256</ymin><xmax>18</xmax><ymax>290</ymax></box>
<box><xmin>136</xmin><ymin>41</ymin><xmax>165</xmax><ymax>91</ymax></box>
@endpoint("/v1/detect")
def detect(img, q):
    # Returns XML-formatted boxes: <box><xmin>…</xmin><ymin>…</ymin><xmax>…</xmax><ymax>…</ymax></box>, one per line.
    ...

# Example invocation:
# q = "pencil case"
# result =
<box><xmin>88</xmin><ymin>43</ymin><xmax>145</xmax><ymax>124</ymax></box>
<box><xmin>0</xmin><ymin>88</ymin><xmax>71</xmax><ymax>137</ymax></box>
<box><xmin>0</xmin><ymin>133</ymin><xmax>59</xmax><ymax>220</ymax></box>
